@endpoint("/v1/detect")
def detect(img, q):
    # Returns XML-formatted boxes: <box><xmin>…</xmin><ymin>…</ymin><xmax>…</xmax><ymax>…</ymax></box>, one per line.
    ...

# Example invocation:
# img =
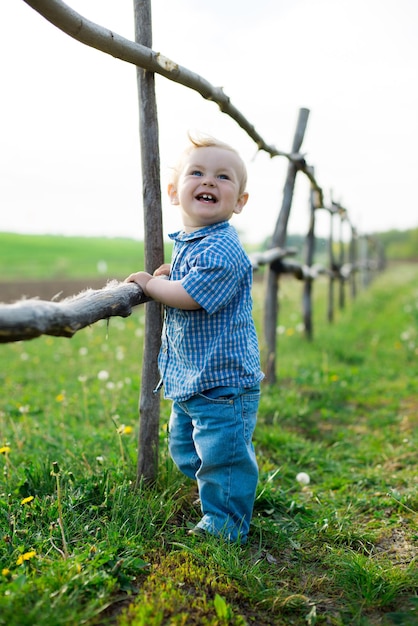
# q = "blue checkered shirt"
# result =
<box><xmin>158</xmin><ymin>221</ymin><xmax>263</xmax><ymax>401</ymax></box>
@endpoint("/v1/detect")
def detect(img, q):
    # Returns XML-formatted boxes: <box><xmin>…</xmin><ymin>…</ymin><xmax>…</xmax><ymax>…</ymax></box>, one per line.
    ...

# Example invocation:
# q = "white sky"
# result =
<box><xmin>1</xmin><ymin>0</ymin><xmax>417</xmax><ymax>243</ymax></box>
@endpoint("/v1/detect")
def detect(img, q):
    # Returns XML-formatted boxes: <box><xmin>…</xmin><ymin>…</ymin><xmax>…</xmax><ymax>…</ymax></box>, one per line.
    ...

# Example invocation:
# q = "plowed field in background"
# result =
<box><xmin>0</xmin><ymin>279</ymin><xmax>110</xmax><ymax>303</ymax></box>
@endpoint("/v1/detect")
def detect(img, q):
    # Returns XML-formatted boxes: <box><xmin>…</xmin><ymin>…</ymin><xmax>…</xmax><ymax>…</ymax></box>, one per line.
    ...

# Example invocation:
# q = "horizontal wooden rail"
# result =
<box><xmin>249</xmin><ymin>246</ymin><xmax>297</xmax><ymax>270</ymax></box>
<box><xmin>0</xmin><ymin>281</ymin><xmax>148</xmax><ymax>343</ymax></box>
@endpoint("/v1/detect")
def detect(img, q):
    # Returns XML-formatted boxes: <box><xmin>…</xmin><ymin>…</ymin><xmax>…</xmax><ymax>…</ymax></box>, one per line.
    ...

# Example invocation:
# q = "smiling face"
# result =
<box><xmin>168</xmin><ymin>146</ymin><xmax>249</xmax><ymax>232</ymax></box>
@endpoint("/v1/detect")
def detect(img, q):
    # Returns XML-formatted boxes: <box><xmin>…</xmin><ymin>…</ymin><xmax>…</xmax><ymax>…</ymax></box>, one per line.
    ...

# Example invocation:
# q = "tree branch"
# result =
<box><xmin>0</xmin><ymin>280</ymin><xmax>148</xmax><ymax>343</ymax></box>
<box><xmin>22</xmin><ymin>0</ymin><xmax>292</xmax><ymax>161</ymax></box>
<box><xmin>250</xmin><ymin>246</ymin><xmax>297</xmax><ymax>270</ymax></box>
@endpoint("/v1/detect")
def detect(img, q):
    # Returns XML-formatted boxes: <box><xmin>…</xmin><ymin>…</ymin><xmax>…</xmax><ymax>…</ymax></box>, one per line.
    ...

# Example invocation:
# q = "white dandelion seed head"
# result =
<box><xmin>116</xmin><ymin>349</ymin><xmax>125</xmax><ymax>361</ymax></box>
<box><xmin>296</xmin><ymin>472</ymin><xmax>310</xmax><ymax>485</ymax></box>
<box><xmin>97</xmin><ymin>260</ymin><xmax>108</xmax><ymax>274</ymax></box>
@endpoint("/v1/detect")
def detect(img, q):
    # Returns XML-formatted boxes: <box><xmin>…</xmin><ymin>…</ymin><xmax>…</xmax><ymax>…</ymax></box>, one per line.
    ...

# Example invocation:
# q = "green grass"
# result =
<box><xmin>0</xmin><ymin>233</ymin><xmax>150</xmax><ymax>280</ymax></box>
<box><xmin>0</xmin><ymin>236</ymin><xmax>417</xmax><ymax>625</ymax></box>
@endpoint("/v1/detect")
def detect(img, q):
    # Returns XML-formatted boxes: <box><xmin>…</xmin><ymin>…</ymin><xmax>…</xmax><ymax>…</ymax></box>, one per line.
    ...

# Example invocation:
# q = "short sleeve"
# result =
<box><xmin>181</xmin><ymin>238</ymin><xmax>249</xmax><ymax>315</ymax></box>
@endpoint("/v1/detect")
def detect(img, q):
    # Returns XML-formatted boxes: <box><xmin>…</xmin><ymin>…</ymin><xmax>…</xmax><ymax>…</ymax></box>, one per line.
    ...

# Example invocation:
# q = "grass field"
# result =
<box><xmin>0</xmin><ymin>233</ymin><xmax>148</xmax><ymax>280</ymax></box>
<box><xmin>0</xmin><ymin>235</ymin><xmax>417</xmax><ymax>625</ymax></box>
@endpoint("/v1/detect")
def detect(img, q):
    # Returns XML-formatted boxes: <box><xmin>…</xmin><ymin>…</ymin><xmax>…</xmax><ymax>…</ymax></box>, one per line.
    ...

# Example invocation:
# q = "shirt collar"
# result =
<box><xmin>169</xmin><ymin>221</ymin><xmax>229</xmax><ymax>242</ymax></box>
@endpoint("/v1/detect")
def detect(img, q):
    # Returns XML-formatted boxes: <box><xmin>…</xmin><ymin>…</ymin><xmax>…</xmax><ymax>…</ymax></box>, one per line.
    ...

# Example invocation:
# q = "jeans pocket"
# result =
<box><xmin>242</xmin><ymin>391</ymin><xmax>260</xmax><ymax>444</ymax></box>
<box><xmin>197</xmin><ymin>386</ymin><xmax>242</xmax><ymax>403</ymax></box>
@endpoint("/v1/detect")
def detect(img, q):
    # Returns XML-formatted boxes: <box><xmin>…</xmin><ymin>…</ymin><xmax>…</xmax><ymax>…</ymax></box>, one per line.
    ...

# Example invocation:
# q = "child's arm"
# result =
<box><xmin>125</xmin><ymin>271</ymin><xmax>201</xmax><ymax>310</ymax></box>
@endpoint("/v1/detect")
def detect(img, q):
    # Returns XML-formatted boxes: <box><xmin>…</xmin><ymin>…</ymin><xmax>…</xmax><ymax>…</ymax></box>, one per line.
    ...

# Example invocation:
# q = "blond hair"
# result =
<box><xmin>170</xmin><ymin>132</ymin><xmax>248</xmax><ymax>195</ymax></box>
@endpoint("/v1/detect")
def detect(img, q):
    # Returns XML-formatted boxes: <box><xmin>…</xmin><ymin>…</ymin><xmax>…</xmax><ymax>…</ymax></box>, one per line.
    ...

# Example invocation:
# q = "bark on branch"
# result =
<box><xmin>250</xmin><ymin>246</ymin><xmax>297</xmax><ymax>270</ymax></box>
<box><xmin>270</xmin><ymin>260</ymin><xmax>328</xmax><ymax>280</ymax></box>
<box><xmin>0</xmin><ymin>281</ymin><xmax>148</xmax><ymax>343</ymax></box>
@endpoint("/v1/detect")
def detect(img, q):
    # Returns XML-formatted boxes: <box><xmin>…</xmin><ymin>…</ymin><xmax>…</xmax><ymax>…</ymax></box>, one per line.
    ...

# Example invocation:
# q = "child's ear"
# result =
<box><xmin>233</xmin><ymin>192</ymin><xmax>249</xmax><ymax>215</ymax></box>
<box><xmin>168</xmin><ymin>183</ymin><xmax>179</xmax><ymax>205</ymax></box>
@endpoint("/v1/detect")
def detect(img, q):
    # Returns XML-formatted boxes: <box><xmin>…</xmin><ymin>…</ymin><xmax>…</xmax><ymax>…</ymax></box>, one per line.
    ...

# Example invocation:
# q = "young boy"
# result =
<box><xmin>126</xmin><ymin>134</ymin><xmax>263</xmax><ymax>543</ymax></box>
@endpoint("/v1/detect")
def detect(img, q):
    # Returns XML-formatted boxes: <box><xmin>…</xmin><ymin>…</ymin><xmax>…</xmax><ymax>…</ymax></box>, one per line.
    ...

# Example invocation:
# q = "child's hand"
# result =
<box><xmin>153</xmin><ymin>263</ymin><xmax>171</xmax><ymax>277</ymax></box>
<box><xmin>124</xmin><ymin>271</ymin><xmax>153</xmax><ymax>293</ymax></box>
<box><xmin>125</xmin><ymin>268</ymin><xmax>199</xmax><ymax>310</ymax></box>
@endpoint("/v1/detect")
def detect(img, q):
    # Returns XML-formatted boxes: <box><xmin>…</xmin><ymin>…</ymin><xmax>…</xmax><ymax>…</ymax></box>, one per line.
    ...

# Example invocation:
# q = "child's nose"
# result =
<box><xmin>202</xmin><ymin>175</ymin><xmax>215</xmax><ymax>186</ymax></box>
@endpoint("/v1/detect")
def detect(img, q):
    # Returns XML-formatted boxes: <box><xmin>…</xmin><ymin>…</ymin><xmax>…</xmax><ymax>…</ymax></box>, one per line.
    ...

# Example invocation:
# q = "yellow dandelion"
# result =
<box><xmin>2</xmin><ymin>568</ymin><xmax>11</xmax><ymax>577</ymax></box>
<box><xmin>0</xmin><ymin>446</ymin><xmax>11</xmax><ymax>455</ymax></box>
<box><xmin>330</xmin><ymin>374</ymin><xmax>339</xmax><ymax>382</ymax></box>
<box><xmin>21</xmin><ymin>496</ymin><xmax>34</xmax><ymax>506</ymax></box>
<box><xmin>55</xmin><ymin>393</ymin><xmax>65</xmax><ymax>402</ymax></box>
<box><xmin>16</xmin><ymin>550</ymin><xmax>36</xmax><ymax>566</ymax></box>
<box><xmin>117</xmin><ymin>424</ymin><xmax>133</xmax><ymax>435</ymax></box>
<box><xmin>285</xmin><ymin>328</ymin><xmax>295</xmax><ymax>336</ymax></box>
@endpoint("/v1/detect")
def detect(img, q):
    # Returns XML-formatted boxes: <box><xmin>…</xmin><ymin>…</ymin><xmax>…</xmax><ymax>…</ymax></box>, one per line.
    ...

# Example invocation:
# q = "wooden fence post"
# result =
<box><xmin>133</xmin><ymin>0</ymin><xmax>164</xmax><ymax>484</ymax></box>
<box><xmin>327</xmin><ymin>203</ymin><xmax>336</xmax><ymax>323</ymax></box>
<box><xmin>264</xmin><ymin>108</ymin><xmax>310</xmax><ymax>383</ymax></box>
<box><xmin>302</xmin><ymin>173</ymin><xmax>317</xmax><ymax>340</ymax></box>
<box><xmin>338</xmin><ymin>210</ymin><xmax>346</xmax><ymax>311</ymax></box>
<box><xmin>349</xmin><ymin>225</ymin><xmax>358</xmax><ymax>299</ymax></box>
<box><xmin>360</xmin><ymin>235</ymin><xmax>369</xmax><ymax>288</ymax></box>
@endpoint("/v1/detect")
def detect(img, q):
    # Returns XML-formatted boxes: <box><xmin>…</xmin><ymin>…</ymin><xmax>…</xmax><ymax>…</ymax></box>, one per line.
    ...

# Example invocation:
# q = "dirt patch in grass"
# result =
<box><xmin>375</xmin><ymin>529</ymin><xmax>418</xmax><ymax>566</ymax></box>
<box><xmin>0</xmin><ymin>279</ymin><xmax>112</xmax><ymax>303</ymax></box>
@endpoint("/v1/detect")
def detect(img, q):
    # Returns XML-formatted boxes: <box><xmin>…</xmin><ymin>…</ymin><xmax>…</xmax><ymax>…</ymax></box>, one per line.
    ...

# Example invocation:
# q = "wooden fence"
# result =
<box><xmin>0</xmin><ymin>281</ymin><xmax>147</xmax><ymax>343</ymax></box>
<box><xmin>2</xmin><ymin>0</ymin><xmax>384</xmax><ymax>482</ymax></box>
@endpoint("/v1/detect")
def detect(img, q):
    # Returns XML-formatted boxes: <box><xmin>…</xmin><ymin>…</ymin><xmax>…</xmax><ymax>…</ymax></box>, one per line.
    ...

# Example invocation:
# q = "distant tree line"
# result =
<box><xmin>258</xmin><ymin>228</ymin><xmax>417</xmax><ymax>264</ymax></box>
<box><xmin>377</xmin><ymin>228</ymin><xmax>418</xmax><ymax>261</ymax></box>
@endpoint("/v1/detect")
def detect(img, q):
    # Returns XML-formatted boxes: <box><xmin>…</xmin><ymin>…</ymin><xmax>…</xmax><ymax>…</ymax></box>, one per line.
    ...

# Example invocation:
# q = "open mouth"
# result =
<box><xmin>196</xmin><ymin>193</ymin><xmax>217</xmax><ymax>203</ymax></box>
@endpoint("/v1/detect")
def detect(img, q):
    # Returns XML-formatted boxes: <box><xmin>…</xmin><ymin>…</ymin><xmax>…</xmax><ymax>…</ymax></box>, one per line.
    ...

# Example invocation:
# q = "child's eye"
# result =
<box><xmin>217</xmin><ymin>173</ymin><xmax>230</xmax><ymax>180</ymax></box>
<box><xmin>190</xmin><ymin>169</ymin><xmax>203</xmax><ymax>177</ymax></box>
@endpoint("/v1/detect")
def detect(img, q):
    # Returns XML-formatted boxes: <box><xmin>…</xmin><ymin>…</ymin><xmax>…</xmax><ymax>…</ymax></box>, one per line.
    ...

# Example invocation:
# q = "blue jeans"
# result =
<box><xmin>168</xmin><ymin>385</ymin><xmax>260</xmax><ymax>543</ymax></box>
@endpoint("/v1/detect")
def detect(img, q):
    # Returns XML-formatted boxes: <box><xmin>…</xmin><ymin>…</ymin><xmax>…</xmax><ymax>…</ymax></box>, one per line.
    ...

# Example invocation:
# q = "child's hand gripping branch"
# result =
<box><xmin>125</xmin><ymin>266</ymin><xmax>201</xmax><ymax>310</ymax></box>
